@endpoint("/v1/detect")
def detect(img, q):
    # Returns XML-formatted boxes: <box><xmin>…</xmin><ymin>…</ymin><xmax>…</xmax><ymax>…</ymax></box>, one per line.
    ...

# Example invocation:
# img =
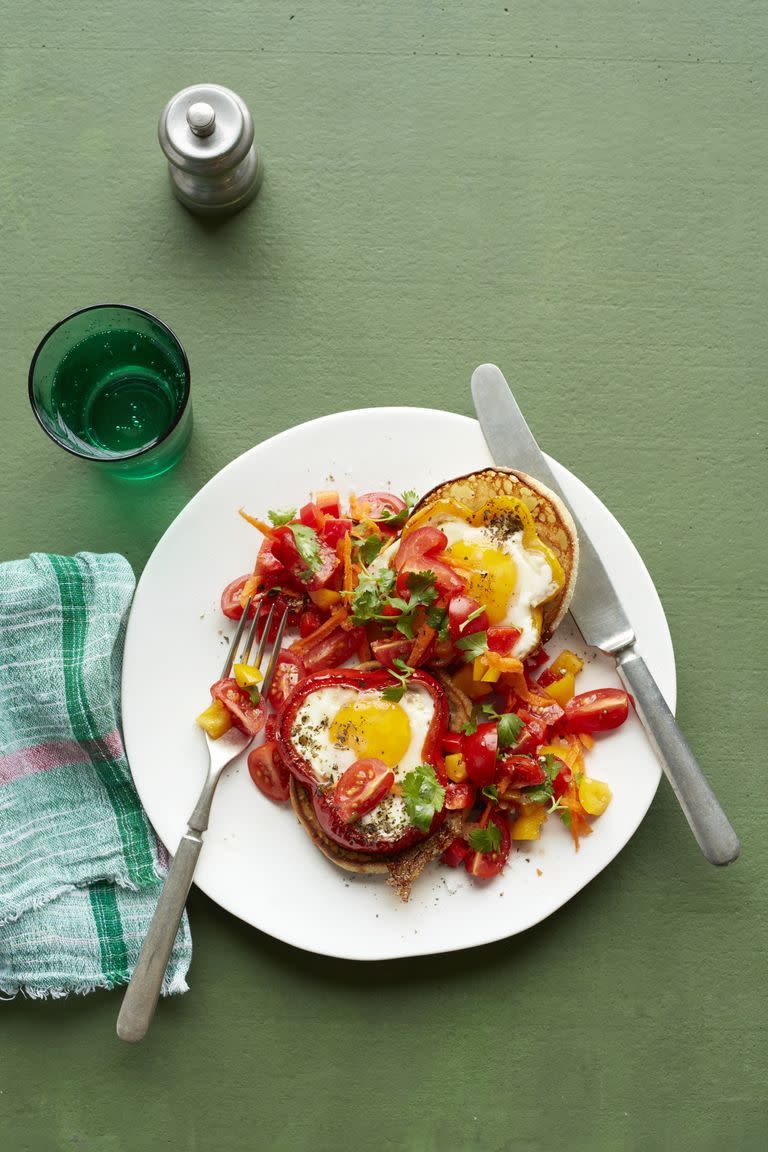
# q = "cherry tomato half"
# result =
<box><xmin>563</xmin><ymin>689</ymin><xmax>630</xmax><ymax>733</ymax></box>
<box><xmin>465</xmin><ymin>811</ymin><xmax>511</xmax><ymax>879</ymax></box>
<box><xmin>210</xmin><ymin>678</ymin><xmax>266</xmax><ymax>737</ymax></box>
<box><xmin>370</xmin><ymin>635</ymin><xmax>412</xmax><ymax>668</ymax></box>
<box><xmin>357</xmin><ymin>492</ymin><xmax>407</xmax><ymax>532</ymax></box>
<box><xmin>300</xmin><ymin>625</ymin><xmax>365</xmax><ymax>673</ymax></box>
<box><xmin>445</xmin><ymin>779</ymin><xmax>477</xmax><ymax>810</ymax></box>
<box><xmin>248</xmin><ymin>741</ymin><xmax>290</xmax><ymax>802</ymax></box>
<box><xmin>497</xmin><ymin>753</ymin><xmax>545</xmax><ymax>789</ymax></box>
<box><xmin>221</xmin><ymin>575</ymin><xmax>254</xmax><ymax>621</ymax></box>
<box><xmin>447</xmin><ymin>594</ymin><xmax>488</xmax><ymax>642</ymax></box>
<box><xmin>299</xmin><ymin>605</ymin><xmax>327</xmax><ymax>638</ymax></box>
<box><xmin>394</xmin><ymin>526</ymin><xmax>465</xmax><ymax>598</ymax></box>
<box><xmin>462</xmin><ymin>721</ymin><xmax>498</xmax><ymax>787</ymax></box>
<box><xmin>267</xmin><ymin>651</ymin><xmax>306</xmax><ymax>711</ymax></box>
<box><xmin>333</xmin><ymin>758</ymin><xmax>395</xmax><ymax>823</ymax></box>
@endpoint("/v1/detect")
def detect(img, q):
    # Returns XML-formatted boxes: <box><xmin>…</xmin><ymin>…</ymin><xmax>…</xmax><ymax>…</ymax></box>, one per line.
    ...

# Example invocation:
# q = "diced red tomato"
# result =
<box><xmin>552</xmin><ymin>761</ymin><xmax>572</xmax><ymax>800</ymax></box>
<box><xmin>487</xmin><ymin>626</ymin><xmax>522</xmax><ymax>656</ymax></box>
<box><xmin>264</xmin><ymin>712</ymin><xmax>279</xmax><ymax>743</ymax></box>
<box><xmin>271</xmin><ymin>525</ymin><xmax>340</xmax><ymax>591</ymax></box>
<box><xmin>299</xmin><ymin>605</ymin><xmax>326</xmax><ymax>638</ymax></box>
<box><xmin>315</xmin><ymin>490</ymin><xmax>341</xmax><ymax>518</ymax></box>
<box><xmin>370</xmin><ymin>635</ymin><xmax>412</xmax><ymax>668</ymax></box>
<box><xmin>442</xmin><ymin>838</ymin><xmax>470</xmax><ymax>868</ymax></box>
<box><xmin>524</xmin><ymin>646</ymin><xmax>549</xmax><ymax>671</ymax></box>
<box><xmin>394</xmin><ymin>526</ymin><xmax>466</xmax><ymax>598</ymax></box>
<box><xmin>299</xmin><ymin>502</ymin><xmax>325</xmax><ymax>533</ymax></box>
<box><xmin>221</xmin><ymin>575</ymin><xmax>255</xmax><ymax>621</ymax></box>
<box><xmin>357</xmin><ymin>492</ymin><xmax>407</xmax><ymax>532</ymax></box>
<box><xmin>441</xmin><ymin>731</ymin><xmax>464</xmax><ymax>755</ymax></box>
<box><xmin>465</xmin><ymin>811</ymin><xmax>511</xmax><ymax>878</ymax></box>
<box><xmin>254</xmin><ymin>539</ymin><xmax>300</xmax><ymax>594</ymax></box>
<box><xmin>563</xmin><ymin>689</ymin><xmax>631</xmax><ymax>733</ymax></box>
<box><xmin>445</xmin><ymin>779</ymin><xmax>476</xmax><ymax>810</ymax></box>
<box><xmin>210</xmin><ymin>678</ymin><xmax>266</xmax><ymax>737</ymax></box>
<box><xmin>497</xmin><ymin>753</ymin><xmax>545</xmax><ymax>789</ymax></box>
<box><xmin>333</xmin><ymin>758</ymin><xmax>395</xmax><ymax>823</ymax></box>
<box><xmin>447</xmin><ymin>594</ymin><xmax>488</xmax><ymax>642</ymax></box>
<box><xmin>247</xmin><ymin>741</ymin><xmax>290</xmax><ymax>802</ymax></box>
<box><xmin>321</xmin><ymin>517</ymin><xmax>353</xmax><ymax>548</ymax></box>
<box><xmin>266</xmin><ymin>651</ymin><xmax>306</xmax><ymax>711</ymax></box>
<box><xmin>462</xmin><ymin>721</ymin><xmax>498</xmax><ymax>787</ymax></box>
<box><xmin>300</xmin><ymin>625</ymin><xmax>365</xmax><ymax>673</ymax></box>
<box><xmin>509</xmin><ymin>707</ymin><xmax>549</xmax><ymax>755</ymax></box>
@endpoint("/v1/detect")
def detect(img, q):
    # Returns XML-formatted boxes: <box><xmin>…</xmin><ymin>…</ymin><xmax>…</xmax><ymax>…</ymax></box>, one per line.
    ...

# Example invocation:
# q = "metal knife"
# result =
<box><xmin>471</xmin><ymin>362</ymin><xmax>740</xmax><ymax>866</ymax></box>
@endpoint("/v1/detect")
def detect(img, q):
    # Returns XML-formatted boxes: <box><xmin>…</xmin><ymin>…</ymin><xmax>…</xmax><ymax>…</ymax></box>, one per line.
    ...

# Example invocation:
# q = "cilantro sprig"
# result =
<box><xmin>356</xmin><ymin>534</ymin><xmax>384</xmax><ymax>566</ymax></box>
<box><xmin>348</xmin><ymin>565</ymin><xmax>396</xmax><ymax>623</ymax></box>
<box><xmin>377</xmin><ymin>489</ymin><xmax>419</xmax><ymax>529</ymax></box>
<box><xmin>381</xmin><ymin>658</ymin><xmax>415</xmax><ymax>703</ymax></box>
<box><xmin>455</xmin><ymin>630</ymin><xmax>488</xmax><ymax>663</ymax></box>
<box><xmin>402</xmin><ymin>762</ymin><xmax>445</xmax><ymax>832</ymax></box>
<box><xmin>462</xmin><ymin>702</ymin><xmax>524</xmax><ymax>746</ymax></box>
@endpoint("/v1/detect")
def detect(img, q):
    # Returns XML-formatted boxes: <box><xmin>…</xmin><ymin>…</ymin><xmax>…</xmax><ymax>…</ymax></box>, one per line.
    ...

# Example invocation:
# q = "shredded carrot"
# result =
<box><xmin>291</xmin><ymin>606</ymin><xmax>348</xmax><ymax>653</ymax></box>
<box><xmin>484</xmin><ymin>651</ymin><xmax>524</xmax><ymax>674</ymax></box>
<box><xmin>238</xmin><ymin>508</ymin><xmax>275</xmax><ymax>538</ymax></box>
<box><xmin>390</xmin><ymin>782</ymin><xmax>403</xmax><ymax>797</ymax></box>
<box><xmin>409</xmin><ymin>623</ymin><xmax>435</xmax><ymax>667</ymax></box>
<box><xmin>578</xmin><ymin>732</ymin><xmax>595</xmax><ymax>751</ymax></box>
<box><xmin>238</xmin><ymin>574</ymin><xmax>260</xmax><ymax>609</ymax></box>
<box><xmin>502</xmin><ymin>670</ymin><xmax>556</xmax><ymax>707</ymax></box>
<box><xmin>342</xmin><ymin>534</ymin><xmax>355</xmax><ymax>593</ymax></box>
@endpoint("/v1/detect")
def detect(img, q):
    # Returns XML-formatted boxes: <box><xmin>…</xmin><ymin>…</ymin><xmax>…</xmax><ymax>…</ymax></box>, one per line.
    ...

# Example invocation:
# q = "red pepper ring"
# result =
<box><xmin>277</xmin><ymin>668</ymin><xmax>450</xmax><ymax>856</ymax></box>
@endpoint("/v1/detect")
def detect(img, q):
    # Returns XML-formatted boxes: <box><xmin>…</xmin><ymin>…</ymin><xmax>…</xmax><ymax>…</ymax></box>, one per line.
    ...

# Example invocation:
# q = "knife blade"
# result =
<box><xmin>471</xmin><ymin>362</ymin><xmax>740</xmax><ymax>866</ymax></box>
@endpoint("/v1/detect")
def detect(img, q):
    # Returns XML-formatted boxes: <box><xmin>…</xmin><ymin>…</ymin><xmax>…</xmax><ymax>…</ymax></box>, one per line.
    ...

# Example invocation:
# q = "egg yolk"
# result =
<box><xmin>445</xmin><ymin>541</ymin><xmax>517</xmax><ymax>624</ymax></box>
<box><xmin>328</xmin><ymin>698</ymin><xmax>412</xmax><ymax>766</ymax></box>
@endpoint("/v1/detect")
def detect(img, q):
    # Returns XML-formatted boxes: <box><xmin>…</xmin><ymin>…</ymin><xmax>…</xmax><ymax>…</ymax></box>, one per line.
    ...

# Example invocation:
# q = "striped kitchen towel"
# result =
<box><xmin>0</xmin><ymin>552</ymin><xmax>191</xmax><ymax>998</ymax></box>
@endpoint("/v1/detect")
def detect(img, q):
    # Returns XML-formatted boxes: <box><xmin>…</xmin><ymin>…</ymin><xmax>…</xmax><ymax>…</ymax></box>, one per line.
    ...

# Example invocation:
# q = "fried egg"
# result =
<box><xmin>289</xmin><ymin>682</ymin><xmax>435</xmax><ymax>843</ymax></box>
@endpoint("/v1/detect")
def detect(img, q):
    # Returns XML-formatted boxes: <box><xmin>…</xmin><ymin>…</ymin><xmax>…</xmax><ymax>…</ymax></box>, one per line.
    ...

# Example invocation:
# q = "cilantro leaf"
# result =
<box><xmin>482</xmin><ymin>784</ymin><xmax>499</xmax><ymax>803</ymax></box>
<box><xmin>455</xmin><ymin>630</ymin><xmax>488</xmax><ymax>663</ymax></box>
<box><xmin>289</xmin><ymin>524</ymin><xmax>322</xmax><ymax>576</ymax></box>
<box><xmin>381</xmin><ymin>658</ymin><xmax>414</xmax><ymax>703</ymax></box>
<box><xmin>426</xmin><ymin>605</ymin><xmax>449</xmax><ymax>642</ymax></box>
<box><xmin>469</xmin><ymin>824</ymin><xmax>502</xmax><ymax>853</ymax></box>
<box><xmin>560</xmin><ymin>809</ymin><xmax>572</xmax><ymax>829</ymax></box>
<box><xmin>520</xmin><ymin>785</ymin><xmax>551</xmax><ymax>804</ymax></box>
<box><xmin>377</xmin><ymin>490</ymin><xmax>420</xmax><ymax>529</ymax></box>
<box><xmin>247</xmin><ymin>685</ymin><xmax>261</xmax><ymax>705</ymax></box>
<box><xmin>405</xmin><ymin>571</ymin><xmax>438</xmax><ymax>607</ymax></box>
<box><xmin>463</xmin><ymin>713</ymin><xmax>478</xmax><ymax>736</ymax></box>
<box><xmin>402</xmin><ymin>763</ymin><xmax>445</xmax><ymax>832</ymax></box>
<box><xmin>497</xmin><ymin>711</ymin><xmax>524</xmax><ymax>749</ymax></box>
<box><xmin>268</xmin><ymin>507</ymin><xmax>297</xmax><ymax>527</ymax></box>
<box><xmin>357</xmin><ymin>534</ymin><xmax>383</xmax><ymax>566</ymax></box>
<box><xmin>540</xmin><ymin>754</ymin><xmax>562</xmax><ymax>785</ymax></box>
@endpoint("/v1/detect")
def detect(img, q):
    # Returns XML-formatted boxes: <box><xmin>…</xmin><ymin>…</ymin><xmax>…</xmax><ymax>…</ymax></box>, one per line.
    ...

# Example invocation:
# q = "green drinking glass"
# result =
<box><xmin>29</xmin><ymin>304</ymin><xmax>192</xmax><ymax>479</ymax></box>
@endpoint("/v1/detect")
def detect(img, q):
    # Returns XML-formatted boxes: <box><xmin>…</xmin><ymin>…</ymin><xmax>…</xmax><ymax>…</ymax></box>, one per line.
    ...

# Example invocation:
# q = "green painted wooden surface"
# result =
<box><xmin>2</xmin><ymin>2</ymin><xmax>766</xmax><ymax>1149</ymax></box>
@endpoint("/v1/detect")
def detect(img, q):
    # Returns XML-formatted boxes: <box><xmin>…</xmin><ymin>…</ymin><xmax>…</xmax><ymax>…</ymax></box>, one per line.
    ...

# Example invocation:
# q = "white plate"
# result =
<box><xmin>122</xmin><ymin>408</ymin><xmax>675</xmax><ymax>961</ymax></box>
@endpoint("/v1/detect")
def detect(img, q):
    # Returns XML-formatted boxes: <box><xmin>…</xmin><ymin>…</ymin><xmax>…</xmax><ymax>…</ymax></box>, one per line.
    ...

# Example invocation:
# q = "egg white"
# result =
<box><xmin>289</xmin><ymin>682</ymin><xmax>435</xmax><ymax>843</ymax></box>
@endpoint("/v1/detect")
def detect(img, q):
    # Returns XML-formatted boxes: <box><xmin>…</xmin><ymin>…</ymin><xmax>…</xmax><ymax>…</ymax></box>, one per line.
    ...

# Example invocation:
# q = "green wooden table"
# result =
<box><xmin>3</xmin><ymin>3</ymin><xmax>765</xmax><ymax>1149</ymax></box>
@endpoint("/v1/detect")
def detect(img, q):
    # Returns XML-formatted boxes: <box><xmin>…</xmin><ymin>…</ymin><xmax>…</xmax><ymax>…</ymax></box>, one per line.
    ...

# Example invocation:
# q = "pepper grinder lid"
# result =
<box><xmin>158</xmin><ymin>83</ymin><xmax>255</xmax><ymax>176</ymax></box>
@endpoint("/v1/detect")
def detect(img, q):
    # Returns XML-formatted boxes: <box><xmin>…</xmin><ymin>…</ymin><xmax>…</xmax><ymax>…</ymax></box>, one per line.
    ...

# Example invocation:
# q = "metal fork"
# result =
<box><xmin>116</xmin><ymin>596</ymin><xmax>289</xmax><ymax>1043</ymax></box>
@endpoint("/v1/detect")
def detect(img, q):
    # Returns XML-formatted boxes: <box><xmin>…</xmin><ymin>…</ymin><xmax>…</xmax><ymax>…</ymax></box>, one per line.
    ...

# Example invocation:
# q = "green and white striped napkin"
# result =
<box><xmin>0</xmin><ymin>552</ymin><xmax>191</xmax><ymax>998</ymax></box>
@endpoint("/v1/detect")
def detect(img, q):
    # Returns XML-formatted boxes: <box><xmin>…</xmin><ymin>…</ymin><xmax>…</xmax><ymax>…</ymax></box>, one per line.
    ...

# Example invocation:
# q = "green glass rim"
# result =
<box><xmin>28</xmin><ymin>303</ymin><xmax>191</xmax><ymax>463</ymax></box>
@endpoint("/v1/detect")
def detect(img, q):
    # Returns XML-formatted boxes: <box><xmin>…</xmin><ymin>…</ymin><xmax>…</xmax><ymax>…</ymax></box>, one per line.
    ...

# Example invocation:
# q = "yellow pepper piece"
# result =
<box><xmin>473</xmin><ymin>655</ymin><xmax>501</xmax><ymax>683</ymax></box>
<box><xmin>510</xmin><ymin>802</ymin><xmax>548</xmax><ymax>840</ymax></box>
<box><xmin>452</xmin><ymin>664</ymin><xmax>493</xmax><ymax>700</ymax></box>
<box><xmin>233</xmin><ymin>663</ymin><xmax>263</xmax><ymax>689</ymax></box>
<box><xmin>445</xmin><ymin>753</ymin><xmax>468</xmax><ymax>783</ymax></box>
<box><xmin>547</xmin><ymin>649</ymin><xmax>584</xmax><ymax>679</ymax></box>
<box><xmin>400</xmin><ymin>499</ymin><xmax>475</xmax><ymax>538</ymax></box>
<box><xmin>196</xmin><ymin>699</ymin><xmax>232</xmax><ymax>739</ymax></box>
<box><xmin>309</xmin><ymin>588</ymin><xmax>342</xmax><ymax>609</ymax></box>
<box><xmin>578</xmin><ymin>777</ymin><xmax>612</xmax><ymax>816</ymax></box>
<box><xmin>543</xmin><ymin>671</ymin><xmax>575</xmax><ymax>707</ymax></box>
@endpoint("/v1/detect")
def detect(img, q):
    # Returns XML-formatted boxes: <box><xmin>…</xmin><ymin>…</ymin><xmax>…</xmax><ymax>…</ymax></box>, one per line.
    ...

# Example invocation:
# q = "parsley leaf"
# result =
<box><xmin>289</xmin><ymin>524</ymin><xmax>322</xmax><ymax>577</ymax></box>
<box><xmin>497</xmin><ymin>711</ymin><xmax>524</xmax><ymax>749</ymax></box>
<box><xmin>357</xmin><ymin>534</ymin><xmax>383</xmax><ymax>566</ymax></box>
<box><xmin>482</xmin><ymin>784</ymin><xmax>499</xmax><ymax>803</ymax></box>
<box><xmin>469</xmin><ymin>824</ymin><xmax>502</xmax><ymax>853</ymax></box>
<box><xmin>455</xmin><ymin>630</ymin><xmax>488</xmax><ymax>663</ymax></box>
<box><xmin>268</xmin><ymin>507</ymin><xmax>297</xmax><ymax>527</ymax></box>
<box><xmin>348</xmin><ymin>566</ymin><xmax>396</xmax><ymax>623</ymax></box>
<box><xmin>381</xmin><ymin>658</ymin><xmax>415</xmax><ymax>703</ymax></box>
<box><xmin>402</xmin><ymin>763</ymin><xmax>445</xmax><ymax>832</ymax></box>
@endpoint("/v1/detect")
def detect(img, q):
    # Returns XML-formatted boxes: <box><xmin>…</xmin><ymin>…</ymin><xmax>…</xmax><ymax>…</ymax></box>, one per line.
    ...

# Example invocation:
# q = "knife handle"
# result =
<box><xmin>616</xmin><ymin>648</ymin><xmax>740</xmax><ymax>866</ymax></box>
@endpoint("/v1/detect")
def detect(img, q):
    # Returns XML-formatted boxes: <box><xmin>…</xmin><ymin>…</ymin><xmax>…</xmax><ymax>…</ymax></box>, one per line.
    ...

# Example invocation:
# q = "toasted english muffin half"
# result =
<box><xmin>411</xmin><ymin>467</ymin><xmax>579</xmax><ymax>647</ymax></box>
<box><xmin>289</xmin><ymin>778</ymin><xmax>465</xmax><ymax>901</ymax></box>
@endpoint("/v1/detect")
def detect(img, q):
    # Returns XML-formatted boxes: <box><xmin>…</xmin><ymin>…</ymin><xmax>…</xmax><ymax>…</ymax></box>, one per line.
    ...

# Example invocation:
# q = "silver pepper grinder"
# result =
<box><xmin>158</xmin><ymin>83</ymin><xmax>263</xmax><ymax>216</ymax></box>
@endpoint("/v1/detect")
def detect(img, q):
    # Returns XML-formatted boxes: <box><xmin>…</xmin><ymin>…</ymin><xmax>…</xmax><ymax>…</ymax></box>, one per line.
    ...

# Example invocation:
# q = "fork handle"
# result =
<box><xmin>116</xmin><ymin>829</ymin><xmax>202</xmax><ymax>1042</ymax></box>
